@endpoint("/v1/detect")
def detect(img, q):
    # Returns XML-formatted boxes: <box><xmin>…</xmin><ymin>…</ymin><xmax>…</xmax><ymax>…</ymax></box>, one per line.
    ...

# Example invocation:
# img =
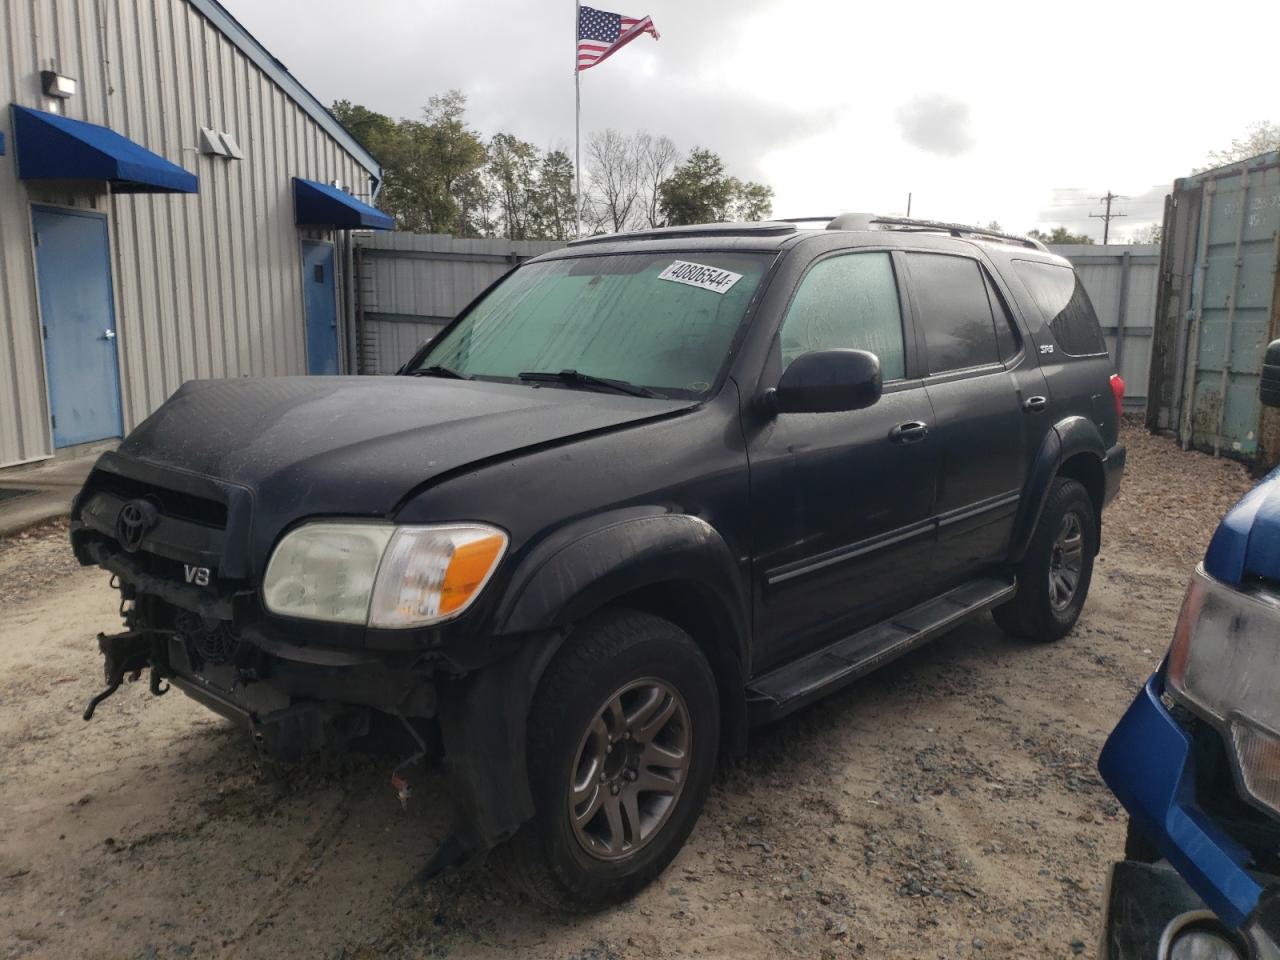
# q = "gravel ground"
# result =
<box><xmin>0</xmin><ymin>421</ymin><xmax>1255</xmax><ymax>960</ymax></box>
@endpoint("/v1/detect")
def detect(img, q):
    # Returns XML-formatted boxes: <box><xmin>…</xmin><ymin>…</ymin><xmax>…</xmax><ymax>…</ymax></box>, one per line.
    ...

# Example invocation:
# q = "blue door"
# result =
<box><xmin>302</xmin><ymin>240</ymin><xmax>339</xmax><ymax>374</ymax></box>
<box><xmin>32</xmin><ymin>207</ymin><xmax>124</xmax><ymax>447</ymax></box>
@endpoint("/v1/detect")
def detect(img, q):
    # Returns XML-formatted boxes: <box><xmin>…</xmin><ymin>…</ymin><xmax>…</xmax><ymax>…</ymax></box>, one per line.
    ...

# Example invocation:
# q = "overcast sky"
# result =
<box><xmin>232</xmin><ymin>0</ymin><xmax>1280</xmax><ymax>241</ymax></box>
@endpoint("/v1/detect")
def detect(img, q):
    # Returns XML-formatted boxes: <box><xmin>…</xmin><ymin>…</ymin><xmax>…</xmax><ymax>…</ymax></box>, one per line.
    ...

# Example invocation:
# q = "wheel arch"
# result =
<box><xmin>1008</xmin><ymin>416</ymin><xmax>1107</xmax><ymax>563</ymax></box>
<box><xmin>494</xmin><ymin>511</ymin><xmax>751</xmax><ymax>756</ymax></box>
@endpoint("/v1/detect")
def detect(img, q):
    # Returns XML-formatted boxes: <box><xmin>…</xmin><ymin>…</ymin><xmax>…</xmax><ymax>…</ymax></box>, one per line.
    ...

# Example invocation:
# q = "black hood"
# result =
<box><xmin>115</xmin><ymin>376</ymin><xmax>694</xmax><ymax>522</ymax></box>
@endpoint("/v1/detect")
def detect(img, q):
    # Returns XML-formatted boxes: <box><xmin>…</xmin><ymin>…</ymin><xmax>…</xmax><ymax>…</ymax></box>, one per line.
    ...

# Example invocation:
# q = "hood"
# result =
<box><xmin>113</xmin><ymin>376</ymin><xmax>694</xmax><ymax>522</ymax></box>
<box><xmin>1204</xmin><ymin>467</ymin><xmax>1280</xmax><ymax>585</ymax></box>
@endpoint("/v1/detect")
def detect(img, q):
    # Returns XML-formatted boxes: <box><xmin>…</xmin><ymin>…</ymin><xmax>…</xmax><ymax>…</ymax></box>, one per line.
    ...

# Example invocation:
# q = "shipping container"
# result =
<box><xmin>1147</xmin><ymin>152</ymin><xmax>1280</xmax><ymax>466</ymax></box>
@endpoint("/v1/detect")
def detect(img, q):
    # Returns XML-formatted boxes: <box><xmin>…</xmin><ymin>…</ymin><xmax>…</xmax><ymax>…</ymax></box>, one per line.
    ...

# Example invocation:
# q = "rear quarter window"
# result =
<box><xmin>1011</xmin><ymin>260</ymin><xmax>1108</xmax><ymax>357</ymax></box>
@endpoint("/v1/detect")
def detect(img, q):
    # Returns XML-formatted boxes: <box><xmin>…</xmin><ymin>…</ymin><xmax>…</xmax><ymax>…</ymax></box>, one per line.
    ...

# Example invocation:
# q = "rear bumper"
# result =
<box><xmin>1099</xmin><ymin>672</ymin><xmax>1264</xmax><ymax>930</ymax></box>
<box><xmin>1104</xmin><ymin>442</ymin><xmax>1126</xmax><ymax>506</ymax></box>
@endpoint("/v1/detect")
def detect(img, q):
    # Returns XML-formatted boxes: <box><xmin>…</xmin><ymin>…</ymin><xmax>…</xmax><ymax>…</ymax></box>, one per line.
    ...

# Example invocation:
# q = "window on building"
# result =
<box><xmin>779</xmin><ymin>252</ymin><xmax>906</xmax><ymax>380</ymax></box>
<box><xmin>905</xmin><ymin>253</ymin><xmax>1002</xmax><ymax>374</ymax></box>
<box><xmin>1012</xmin><ymin>259</ymin><xmax>1108</xmax><ymax>356</ymax></box>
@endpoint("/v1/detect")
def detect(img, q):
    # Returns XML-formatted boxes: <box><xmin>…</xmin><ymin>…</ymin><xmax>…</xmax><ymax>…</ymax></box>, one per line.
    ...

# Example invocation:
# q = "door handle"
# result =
<box><xmin>102</xmin><ymin>329</ymin><xmax>116</xmax><ymax>341</ymax></box>
<box><xmin>889</xmin><ymin>420</ymin><xmax>929</xmax><ymax>443</ymax></box>
<box><xmin>1023</xmin><ymin>395</ymin><xmax>1047</xmax><ymax>413</ymax></box>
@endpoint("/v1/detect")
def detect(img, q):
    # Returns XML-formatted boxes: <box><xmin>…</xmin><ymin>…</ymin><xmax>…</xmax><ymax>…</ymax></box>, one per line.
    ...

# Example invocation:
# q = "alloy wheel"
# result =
<box><xmin>567</xmin><ymin>678</ymin><xmax>692</xmax><ymax>862</ymax></box>
<box><xmin>1048</xmin><ymin>511</ymin><xmax>1084</xmax><ymax>611</ymax></box>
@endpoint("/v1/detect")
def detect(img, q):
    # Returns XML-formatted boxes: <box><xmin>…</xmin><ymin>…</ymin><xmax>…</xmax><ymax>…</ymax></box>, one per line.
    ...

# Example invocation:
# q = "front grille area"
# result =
<box><xmin>86</xmin><ymin>470</ymin><xmax>228</xmax><ymax>529</ymax></box>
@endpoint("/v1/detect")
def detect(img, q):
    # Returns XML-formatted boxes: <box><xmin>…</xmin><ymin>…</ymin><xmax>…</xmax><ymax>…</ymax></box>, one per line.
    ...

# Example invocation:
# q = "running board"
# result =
<box><xmin>746</xmin><ymin>574</ymin><xmax>1016</xmax><ymax>724</ymax></box>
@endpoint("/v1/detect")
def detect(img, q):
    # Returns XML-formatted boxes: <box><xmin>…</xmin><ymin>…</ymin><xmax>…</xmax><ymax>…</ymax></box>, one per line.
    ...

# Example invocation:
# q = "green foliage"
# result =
<box><xmin>1027</xmin><ymin>226</ymin><xmax>1095</xmax><ymax>245</ymax></box>
<box><xmin>659</xmin><ymin>148</ymin><xmax>773</xmax><ymax>226</ymax></box>
<box><xmin>333</xmin><ymin>96</ymin><xmax>773</xmax><ymax>239</ymax></box>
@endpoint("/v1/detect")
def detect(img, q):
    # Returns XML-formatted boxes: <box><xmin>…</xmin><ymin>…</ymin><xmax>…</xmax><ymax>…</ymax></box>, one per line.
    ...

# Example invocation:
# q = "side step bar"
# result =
<box><xmin>746</xmin><ymin>574</ymin><xmax>1016</xmax><ymax>725</ymax></box>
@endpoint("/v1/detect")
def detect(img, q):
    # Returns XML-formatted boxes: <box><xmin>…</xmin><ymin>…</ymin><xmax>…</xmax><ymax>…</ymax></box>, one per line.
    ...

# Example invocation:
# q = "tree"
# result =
<box><xmin>636</xmin><ymin>133</ymin><xmax>679</xmax><ymax>228</ymax></box>
<box><xmin>658</xmin><ymin>148</ymin><xmax>772</xmax><ymax>225</ymax></box>
<box><xmin>1202</xmin><ymin>120</ymin><xmax>1280</xmax><ymax>171</ymax></box>
<box><xmin>659</xmin><ymin>149</ymin><xmax>735</xmax><ymax>225</ymax></box>
<box><xmin>1028</xmin><ymin>226</ymin><xmax>1095</xmax><ymax>245</ymax></box>
<box><xmin>332</xmin><ymin>92</ymin><xmax>488</xmax><ymax>235</ymax></box>
<box><xmin>584</xmin><ymin>129</ymin><xmax>641</xmax><ymax>233</ymax></box>
<box><xmin>533</xmin><ymin>150</ymin><xmax>577</xmax><ymax>241</ymax></box>
<box><xmin>728</xmin><ymin>179</ymin><xmax>774</xmax><ymax>222</ymax></box>
<box><xmin>1129</xmin><ymin>222</ymin><xmax>1163</xmax><ymax>245</ymax></box>
<box><xmin>486</xmin><ymin>132</ymin><xmax>540</xmax><ymax>240</ymax></box>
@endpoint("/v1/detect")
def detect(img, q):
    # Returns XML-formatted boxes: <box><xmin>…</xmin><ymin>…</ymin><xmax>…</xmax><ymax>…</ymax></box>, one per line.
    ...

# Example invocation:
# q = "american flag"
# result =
<box><xmin>577</xmin><ymin>5</ymin><xmax>659</xmax><ymax>72</ymax></box>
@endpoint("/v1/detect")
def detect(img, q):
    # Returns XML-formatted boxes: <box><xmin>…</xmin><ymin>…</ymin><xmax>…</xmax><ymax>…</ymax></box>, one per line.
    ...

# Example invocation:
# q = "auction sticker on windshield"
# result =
<box><xmin>658</xmin><ymin>260</ymin><xmax>743</xmax><ymax>295</ymax></box>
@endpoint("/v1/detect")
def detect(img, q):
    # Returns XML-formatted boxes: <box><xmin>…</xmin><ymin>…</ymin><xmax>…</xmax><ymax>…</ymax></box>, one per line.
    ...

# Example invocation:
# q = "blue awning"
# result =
<box><xmin>293</xmin><ymin>177</ymin><xmax>394</xmax><ymax>230</ymax></box>
<box><xmin>11</xmin><ymin>105</ymin><xmax>197</xmax><ymax>193</ymax></box>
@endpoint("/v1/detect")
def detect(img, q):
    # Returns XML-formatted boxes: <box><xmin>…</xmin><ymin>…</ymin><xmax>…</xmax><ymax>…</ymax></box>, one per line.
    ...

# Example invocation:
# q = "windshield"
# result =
<box><xmin>412</xmin><ymin>251</ymin><xmax>773</xmax><ymax>397</ymax></box>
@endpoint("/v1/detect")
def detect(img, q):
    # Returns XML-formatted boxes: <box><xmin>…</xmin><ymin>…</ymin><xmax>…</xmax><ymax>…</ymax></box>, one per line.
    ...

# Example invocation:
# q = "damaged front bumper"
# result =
<box><xmin>1099</xmin><ymin>672</ymin><xmax>1280</xmax><ymax>958</ymax></box>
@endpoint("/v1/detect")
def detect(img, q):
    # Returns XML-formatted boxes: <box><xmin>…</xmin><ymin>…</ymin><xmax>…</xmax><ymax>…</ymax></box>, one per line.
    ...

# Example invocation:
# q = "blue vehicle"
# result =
<box><xmin>1099</xmin><ymin>340</ymin><xmax>1280</xmax><ymax>959</ymax></box>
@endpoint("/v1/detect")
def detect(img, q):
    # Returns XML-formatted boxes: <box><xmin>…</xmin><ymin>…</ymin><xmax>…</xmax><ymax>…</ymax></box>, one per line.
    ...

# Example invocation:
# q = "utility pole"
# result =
<box><xmin>1090</xmin><ymin>191</ymin><xmax>1128</xmax><ymax>245</ymax></box>
<box><xmin>906</xmin><ymin>192</ymin><xmax>912</xmax><ymax>217</ymax></box>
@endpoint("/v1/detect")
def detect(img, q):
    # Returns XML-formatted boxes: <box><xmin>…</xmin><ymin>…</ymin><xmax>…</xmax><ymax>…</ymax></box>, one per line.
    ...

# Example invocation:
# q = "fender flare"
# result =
<box><xmin>1007</xmin><ymin>416</ymin><xmax>1107</xmax><ymax>563</ymax></box>
<box><xmin>498</xmin><ymin>509</ymin><xmax>750</xmax><ymax>745</ymax></box>
<box><xmin>496</xmin><ymin>509</ymin><xmax>749</xmax><ymax>656</ymax></box>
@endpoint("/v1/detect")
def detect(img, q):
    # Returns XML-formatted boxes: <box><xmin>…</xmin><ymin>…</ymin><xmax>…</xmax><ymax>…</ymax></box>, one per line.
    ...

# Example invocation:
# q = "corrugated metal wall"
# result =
<box><xmin>355</xmin><ymin>233</ymin><xmax>566</xmax><ymax>374</ymax></box>
<box><xmin>1049</xmin><ymin>244</ymin><xmax>1159</xmax><ymax>411</ymax></box>
<box><xmin>1147</xmin><ymin>153</ymin><xmax>1280</xmax><ymax>465</ymax></box>
<box><xmin>0</xmin><ymin>0</ymin><xmax>377</xmax><ymax>468</ymax></box>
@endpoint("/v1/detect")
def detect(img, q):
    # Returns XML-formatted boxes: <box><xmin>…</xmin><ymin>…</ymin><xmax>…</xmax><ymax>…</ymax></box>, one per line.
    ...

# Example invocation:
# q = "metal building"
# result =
<box><xmin>1147</xmin><ymin>152</ymin><xmax>1280</xmax><ymax>466</ymax></box>
<box><xmin>0</xmin><ymin>0</ymin><xmax>392</xmax><ymax>470</ymax></box>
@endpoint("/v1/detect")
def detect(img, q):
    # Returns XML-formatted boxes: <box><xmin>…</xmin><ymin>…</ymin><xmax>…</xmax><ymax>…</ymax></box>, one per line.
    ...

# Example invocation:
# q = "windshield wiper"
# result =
<box><xmin>409</xmin><ymin>364</ymin><xmax>471</xmax><ymax>380</ymax></box>
<box><xmin>517</xmin><ymin>369</ymin><xmax>662</xmax><ymax>399</ymax></box>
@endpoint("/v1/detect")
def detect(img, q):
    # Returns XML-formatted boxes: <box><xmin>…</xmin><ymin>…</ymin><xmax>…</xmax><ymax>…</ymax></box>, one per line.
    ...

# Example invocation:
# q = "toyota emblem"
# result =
<box><xmin>115</xmin><ymin>499</ymin><xmax>159</xmax><ymax>552</ymax></box>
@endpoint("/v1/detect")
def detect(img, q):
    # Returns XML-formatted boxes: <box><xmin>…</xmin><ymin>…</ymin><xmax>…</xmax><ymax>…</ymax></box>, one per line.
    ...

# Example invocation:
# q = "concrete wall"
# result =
<box><xmin>0</xmin><ymin>0</ymin><xmax>380</xmax><ymax>467</ymax></box>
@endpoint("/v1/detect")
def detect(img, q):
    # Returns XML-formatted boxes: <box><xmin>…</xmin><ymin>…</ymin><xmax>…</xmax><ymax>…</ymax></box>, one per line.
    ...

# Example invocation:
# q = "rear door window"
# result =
<box><xmin>778</xmin><ymin>252</ymin><xmax>906</xmax><ymax>380</ymax></box>
<box><xmin>1012</xmin><ymin>260</ymin><xmax>1108</xmax><ymax>356</ymax></box>
<box><xmin>903</xmin><ymin>253</ymin><xmax>1002</xmax><ymax>374</ymax></box>
<box><xmin>982</xmin><ymin>269</ymin><xmax>1021</xmax><ymax>362</ymax></box>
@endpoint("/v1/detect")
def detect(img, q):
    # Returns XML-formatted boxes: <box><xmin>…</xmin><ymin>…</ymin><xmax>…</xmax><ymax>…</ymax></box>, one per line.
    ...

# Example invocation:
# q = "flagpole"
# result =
<box><xmin>574</xmin><ymin>0</ymin><xmax>582</xmax><ymax>238</ymax></box>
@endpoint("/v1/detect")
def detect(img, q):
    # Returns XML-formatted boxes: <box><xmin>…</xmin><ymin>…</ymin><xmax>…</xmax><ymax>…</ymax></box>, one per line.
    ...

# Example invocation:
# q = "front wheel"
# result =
<box><xmin>504</xmin><ymin>609</ymin><xmax>720</xmax><ymax>910</ymax></box>
<box><xmin>995</xmin><ymin>477</ymin><xmax>1097</xmax><ymax>642</ymax></box>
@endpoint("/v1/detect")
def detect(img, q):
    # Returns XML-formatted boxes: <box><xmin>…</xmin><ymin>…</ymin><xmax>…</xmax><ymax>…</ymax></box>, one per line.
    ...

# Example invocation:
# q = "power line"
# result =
<box><xmin>1089</xmin><ymin>191</ymin><xmax>1128</xmax><ymax>245</ymax></box>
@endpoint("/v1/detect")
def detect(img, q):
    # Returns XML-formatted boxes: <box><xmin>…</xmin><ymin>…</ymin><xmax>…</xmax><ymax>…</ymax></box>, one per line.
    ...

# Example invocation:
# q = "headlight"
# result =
<box><xmin>263</xmin><ymin>521</ymin><xmax>507</xmax><ymax>628</ymax></box>
<box><xmin>1167</xmin><ymin>564</ymin><xmax>1280</xmax><ymax>815</ymax></box>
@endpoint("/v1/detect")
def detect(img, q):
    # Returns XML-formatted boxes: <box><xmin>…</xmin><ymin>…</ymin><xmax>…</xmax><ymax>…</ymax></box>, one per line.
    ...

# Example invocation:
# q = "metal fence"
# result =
<box><xmin>353</xmin><ymin>233</ymin><xmax>566</xmax><ymax>374</ymax></box>
<box><xmin>1048</xmin><ymin>244</ymin><xmax>1159</xmax><ymax>412</ymax></box>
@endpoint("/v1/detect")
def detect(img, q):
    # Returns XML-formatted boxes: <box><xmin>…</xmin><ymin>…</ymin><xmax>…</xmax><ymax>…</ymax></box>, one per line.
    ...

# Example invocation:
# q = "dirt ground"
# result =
<box><xmin>0</xmin><ymin>421</ymin><xmax>1255</xmax><ymax>960</ymax></box>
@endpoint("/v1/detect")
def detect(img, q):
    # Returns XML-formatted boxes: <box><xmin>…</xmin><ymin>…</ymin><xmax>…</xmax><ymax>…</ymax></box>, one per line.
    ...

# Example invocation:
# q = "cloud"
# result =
<box><xmin>894</xmin><ymin>95</ymin><xmax>975</xmax><ymax>157</ymax></box>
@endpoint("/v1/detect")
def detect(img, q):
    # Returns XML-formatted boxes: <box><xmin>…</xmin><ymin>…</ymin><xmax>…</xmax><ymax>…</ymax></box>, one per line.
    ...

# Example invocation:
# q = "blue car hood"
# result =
<box><xmin>1204</xmin><ymin>467</ymin><xmax>1280</xmax><ymax>584</ymax></box>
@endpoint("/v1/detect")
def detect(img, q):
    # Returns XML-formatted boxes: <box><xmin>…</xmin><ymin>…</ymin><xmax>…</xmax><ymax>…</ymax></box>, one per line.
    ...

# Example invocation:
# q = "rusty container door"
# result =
<box><xmin>1179</xmin><ymin>158</ymin><xmax>1280</xmax><ymax>461</ymax></box>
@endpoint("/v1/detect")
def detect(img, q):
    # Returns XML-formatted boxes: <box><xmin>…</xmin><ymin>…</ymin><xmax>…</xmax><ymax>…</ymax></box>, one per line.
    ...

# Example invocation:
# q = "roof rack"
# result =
<box><xmin>825</xmin><ymin>213</ymin><xmax>1049</xmax><ymax>252</ymax></box>
<box><xmin>566</xmin><ymin>220</ymin><xmax>798</xmax><ymax>246</ymax></box>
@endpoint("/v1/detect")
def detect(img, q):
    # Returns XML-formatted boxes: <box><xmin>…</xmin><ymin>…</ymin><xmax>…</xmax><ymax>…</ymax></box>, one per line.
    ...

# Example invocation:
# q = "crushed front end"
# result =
<box><xmin>1098</xmin><ymin>566</ymin><xmax>1280</xmax><ymax>959</ymax></box>
<box><xmin>70</xmin><ymin>452</ymin><xmax>437</xmax><ymax>760</ymax></box>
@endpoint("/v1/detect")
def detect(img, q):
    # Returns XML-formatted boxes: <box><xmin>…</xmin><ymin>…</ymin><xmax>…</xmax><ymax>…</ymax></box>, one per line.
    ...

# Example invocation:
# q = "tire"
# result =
<box><xmin>994</xmin><ymin>477</ymin><xmax>1097</xmax><ymax>642</ymax></box>
<box><xmin>504</xmin><ymin>608</ymin><xmax>720</xmax><ymax>911</ymax></box>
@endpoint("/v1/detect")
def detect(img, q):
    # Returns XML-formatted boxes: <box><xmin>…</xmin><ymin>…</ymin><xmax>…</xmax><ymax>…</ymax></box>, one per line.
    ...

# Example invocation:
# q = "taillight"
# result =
<box><xmin>1109</xmin><ymin>374</ymin><xmax>1125</xmax><ymax>419</ymax></box>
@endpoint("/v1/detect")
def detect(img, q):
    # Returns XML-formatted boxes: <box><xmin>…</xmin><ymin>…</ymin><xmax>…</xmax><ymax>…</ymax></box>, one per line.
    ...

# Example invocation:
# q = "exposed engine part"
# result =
<box><xmin>390</xmin><ymin>711</ymin><xmax>429</xmax><ymax>811</ymax></box>
<box><xmin>82</xmin><ymin>628</ymin><xmax>174</xmax><ymax>720</ymax></box>
<box><xmin>174</xmin><ymin>610</ymin><xmax>242</xmax><ymax>666</ymax></box>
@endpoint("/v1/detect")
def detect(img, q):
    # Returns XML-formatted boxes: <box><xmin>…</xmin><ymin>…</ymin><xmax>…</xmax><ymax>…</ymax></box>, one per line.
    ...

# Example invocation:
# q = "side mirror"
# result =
<box><xmin>770</xmin><ymin>348</ymin><xmax>882</xmax><ymax>415</ymax></box>
<box><xmin>1263</xmin><ymin>339</ymin><xmax>1280</xmax><ymax>409</ymax></box>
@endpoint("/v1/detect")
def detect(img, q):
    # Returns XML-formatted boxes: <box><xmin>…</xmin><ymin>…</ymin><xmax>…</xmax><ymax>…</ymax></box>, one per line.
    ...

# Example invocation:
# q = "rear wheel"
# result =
<box><xmin>995</xmin><ymin>477</ymin><xmax>1097</xmax><ymax>641</ymax></box>
<box><xmin>504</xmin><ymin>609</ymin><xmax>720</xmax><ymax>910</ymax></box>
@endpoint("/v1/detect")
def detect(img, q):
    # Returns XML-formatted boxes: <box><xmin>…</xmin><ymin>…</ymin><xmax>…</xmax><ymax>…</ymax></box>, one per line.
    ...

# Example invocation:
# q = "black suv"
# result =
<box><xmin>71</xmin><ymin>214</ymin><xmax>1125</xmax><ymax>908</ymax></box>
